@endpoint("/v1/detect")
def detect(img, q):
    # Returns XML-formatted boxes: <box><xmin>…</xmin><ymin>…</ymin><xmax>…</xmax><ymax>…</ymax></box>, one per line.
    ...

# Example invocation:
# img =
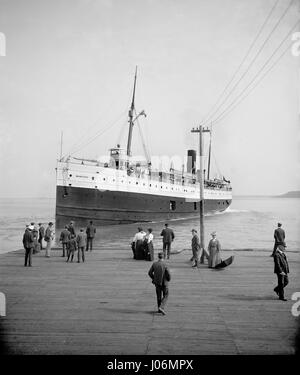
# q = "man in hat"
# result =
<box><xmin>45</xmin><ymin>222</ymin><xmax>55</xmax><ymax>258</ymax></box>
<box><xmin>76</xmin><ymin>228</ymin><xmax>86</xmax><ymax>263</ymax></box>
<box><xmin>86</xmin><ymin>220</ymin><xmax>96</xmax><ymax>252</ymax></box>
<box><xmin>160</xmin><ymin>223</ymin><xmax>175</xmax><ymax>259</ymax></box>
<box><xmin>60</xmin><ymin>225</ymin><xmax>71</xmax><ymax>257</ymax></box>
<box><xmin>191</xmin><ymin>229</ymin><xmax>200</xmax><ymax>268</ymax></box>
<box><xmin>23</xmin><ymin>224</ymin><xmax>35</xmax><ymax>267</ymax></box>
<box><xmin>271</xmin><ymin>222</ymin><xmax>286</xmax><ymax>257</ymax></box>
<box><xmin>273</xmin><ymin>244</ymin><xmax>289</xmax><ymax>301</ymax></box>
<box><xmin>148</xmin><ymin>252</ymin><xmax>171</xmax><ymax>315</ymax></box>
<box><xmin>38</xmin><ymin>223</ymin><xmax>45</xmax><ymax>250</ymax></box>
<box><xmin>67</xmin><ymin>221</ymin><xmax>76</xmax><ymax>237</ymax></box>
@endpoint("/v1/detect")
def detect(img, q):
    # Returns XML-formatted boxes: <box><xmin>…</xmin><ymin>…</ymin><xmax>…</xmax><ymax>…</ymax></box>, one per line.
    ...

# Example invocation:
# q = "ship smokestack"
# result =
<box><xmin>187</xmin><ymin>149</ymin><xmax>196</xmax><ymax>174</ymax></box>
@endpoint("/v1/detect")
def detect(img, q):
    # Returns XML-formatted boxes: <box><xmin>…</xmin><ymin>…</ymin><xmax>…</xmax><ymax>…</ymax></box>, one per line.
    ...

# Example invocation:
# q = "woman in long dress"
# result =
<box><xmin>132</xmin><ymin>227</ymin><xmax>146</xmax><ymax>260</ymax></box>
<box><xmin>145</xmin><ymin>228</ymin><xmax>154</xmax><ymax>261</ymax></box>
<box><xmin>208</xmin><ymin>231</ymin><xmax>221</xmax><ymax>268</ymax></box>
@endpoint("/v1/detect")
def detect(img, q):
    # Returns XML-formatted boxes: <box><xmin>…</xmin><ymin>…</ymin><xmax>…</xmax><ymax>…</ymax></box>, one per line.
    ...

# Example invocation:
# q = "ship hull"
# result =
<box><xmin>55</xmin><ymin>185</ymin><xmax>232</xmax><ymax>229</ymax></box>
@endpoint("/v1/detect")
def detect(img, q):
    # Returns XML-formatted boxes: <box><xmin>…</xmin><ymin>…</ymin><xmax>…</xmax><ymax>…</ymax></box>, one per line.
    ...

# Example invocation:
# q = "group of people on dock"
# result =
<box><xmin>22</xmin><ymin>218</ymin><xmax>290</xmax><ymax>316</ymax></box>
<box><xmin>22</xmin><ymin>220</ymin><xmax>96</xmax><ymax>266</ymax></box>
<box><xmin>59</xmin><ymin>220</ymin><xmax>96</xmax><ymax>262</ymax></box>
<box><xmin>131</xmin><ymin>223</ymin><xmax>175</xmax><ymax>261</ymax></box>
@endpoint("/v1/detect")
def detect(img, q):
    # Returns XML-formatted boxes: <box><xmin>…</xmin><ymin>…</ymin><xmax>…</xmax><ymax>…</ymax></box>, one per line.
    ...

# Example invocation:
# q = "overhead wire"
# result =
<box><xmin>208</xmin><ymin>19</ymin><xmax>299</xmax><ymax>126</ymax></box>
<box><xmin>203</xmin><ymin>0</ymin><xmax>296</xmax><ymax>126</ymax></box>
<box><xmin>66</xmin><ymin>108</ymin><xmax>128</xmax><ymax>157</ymax></box>
<box><xmin>201</xmin><ymin>0</ymin><xmax>280</xmax><ymax>125</ymax></box>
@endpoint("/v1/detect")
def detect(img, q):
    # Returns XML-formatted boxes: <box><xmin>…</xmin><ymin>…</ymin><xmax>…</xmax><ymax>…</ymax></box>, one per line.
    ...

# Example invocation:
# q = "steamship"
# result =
<box><xmin>55</xmin><ymin>70</ymin><xmax>232</xmax><ymax>228</ymax></box>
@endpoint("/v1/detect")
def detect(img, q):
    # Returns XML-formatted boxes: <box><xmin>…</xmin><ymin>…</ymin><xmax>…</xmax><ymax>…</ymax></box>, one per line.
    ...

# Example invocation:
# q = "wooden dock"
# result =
<box><xmin>0</xmin><ymin>246</ymin><xmax>299</xmax><ymax>355</ymax></box>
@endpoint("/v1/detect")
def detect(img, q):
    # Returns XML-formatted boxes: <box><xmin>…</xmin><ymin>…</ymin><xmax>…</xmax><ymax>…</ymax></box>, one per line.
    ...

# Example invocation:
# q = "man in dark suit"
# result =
<box><xmin>273</xmin><ymin>244</ymin><xmax>289</xmax><ymax>301</ymax></box>
<box><xmin>86</xmin><ymin>220</ymin><xmax>96</xmax><ymax>252</ymax></box>
<box><xmin>160</xmin><ymin>223</ymin><xmax>175</xmax><ymax>259</ymax></box>
<box><xmin>271</xmin><ymin>222</ymin><xmax>286</xmax><ymax>256</ymax></box>
<box><xmin>23</xmin><ymin>224</ymin><xmax>35</xmax><ymax>267</ymax></box>
<box><xmin>148</xmin><ymin>252</ymin><xmax>171</xmax><ymax>315</ymax></box>
<box><xmin>191</xmin><ymin>229</ymin><xmax>200</xmax><ymax>268</ymax></box>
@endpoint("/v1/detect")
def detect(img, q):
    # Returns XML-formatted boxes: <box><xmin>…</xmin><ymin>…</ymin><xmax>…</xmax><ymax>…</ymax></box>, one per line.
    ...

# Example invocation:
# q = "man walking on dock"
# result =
<box><xmin>273</xmin><ymin>244</ymin><xmax>289</xmax><ymax>301</ymax></box>
<box><xmin>86</xmin><ymin>220</ymin><xmax>96</xmax><ymax>252</ymax></box>
<box><xmin>148</xmin><ymin>252</ymin><xmax>171</xmax><ymax>315</ymax></box>
<box><xmin>271</xmin><ymin>222</ymin><xmax>286</xmax><ymax>257</ymax></box>
<box><xmin>160</xmin><ymin>223</ymin><xmax>175</xmax><ymax>259</ymax></box>
<box><xmin>23</xmin><ymin>224</ymin><xmax>34</xmax><ymax>267</ymax></box>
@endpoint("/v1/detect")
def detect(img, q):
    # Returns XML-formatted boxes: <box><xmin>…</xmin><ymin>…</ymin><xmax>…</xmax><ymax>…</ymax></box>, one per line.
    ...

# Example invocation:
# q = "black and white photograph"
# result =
<box><xmin>0</xmin><ymin>0</ymin><xmax>299</xmax><ymax>363</ymax></box>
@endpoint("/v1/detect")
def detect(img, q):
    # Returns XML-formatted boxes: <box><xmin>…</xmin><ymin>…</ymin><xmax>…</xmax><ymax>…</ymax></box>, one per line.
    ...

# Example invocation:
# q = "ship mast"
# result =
<box><xmin>127</xmin><ymin>66</ymin><xmax>137</xmax><ymax>157</ymax></box>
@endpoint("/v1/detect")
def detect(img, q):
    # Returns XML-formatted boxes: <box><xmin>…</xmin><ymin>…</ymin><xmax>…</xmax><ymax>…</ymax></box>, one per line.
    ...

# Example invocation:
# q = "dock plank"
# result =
<box><xmin>0</xmin><ymin>247</ymin><xmax>299</xmax><ymax>355</ymax></box>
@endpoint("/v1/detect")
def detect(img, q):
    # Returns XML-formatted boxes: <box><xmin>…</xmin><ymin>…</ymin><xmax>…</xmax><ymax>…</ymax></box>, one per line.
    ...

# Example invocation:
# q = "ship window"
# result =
<box><xmin>170</xmin><ymin>201</ymin><xmax>176</xmax><ymax>211</ymax></box>
<box><xmin>136</xmin><ymin>182</ymin><xmax>138</xmax><ymax>185</ymax></box>
<box><xmin>150</xmin><ymin>184</ymin><xmax>152</xmax><ymax>187</ymax></box>
<box><xmin>69</xmin><ymin>174</ymin><xmax>72</xmax><ymax>177</ymax></box>
<box><xmin>92</xmin><ymin>177</ymin><xmax>94</xmax><ymax>180</ymax></box>
<box><xmin>96</xmin><ymin>171</ymin><xmax>99</xmax><ymax>174</ymax></box>
<box><xmin>69</xmin><ymin>184</ymin><xmax>72</xmax><ymax>186</ymax></box>
<box><xmin>194</xmin><ymin>202</ymin><xmax>197</xmax><ymax>210</ymax></box>
<box><xmin>103</xmin><ymin>178</ymin><xmax>106</xmax><ymax>181</ymax></box>
<box><xmin>95</xmin><ymin>186</ymin><xmax>98</xmax><ymax>188</ymax></box>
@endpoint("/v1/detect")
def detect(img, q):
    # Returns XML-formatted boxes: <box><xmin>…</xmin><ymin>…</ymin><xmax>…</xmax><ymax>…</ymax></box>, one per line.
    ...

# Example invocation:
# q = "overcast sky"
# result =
<box><xmin>0</xmin><ymin>0</ymin><xmax>299</xmax><ymax>197</ymax></box>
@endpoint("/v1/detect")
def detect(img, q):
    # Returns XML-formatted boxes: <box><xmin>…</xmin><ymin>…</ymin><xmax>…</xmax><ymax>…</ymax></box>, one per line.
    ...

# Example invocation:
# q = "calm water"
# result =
<box><xmin>0</xmin><ymin>196</ymin><xmax>299</xmax><ymax>255</ymax></box>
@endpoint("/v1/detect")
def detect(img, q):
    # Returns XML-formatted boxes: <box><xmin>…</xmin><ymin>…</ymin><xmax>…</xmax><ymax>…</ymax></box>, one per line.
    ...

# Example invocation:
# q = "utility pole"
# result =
<box><xmin>191</xmin><ymin>125</ymin><xmax>210</xmax><ymax>263</ymax></box>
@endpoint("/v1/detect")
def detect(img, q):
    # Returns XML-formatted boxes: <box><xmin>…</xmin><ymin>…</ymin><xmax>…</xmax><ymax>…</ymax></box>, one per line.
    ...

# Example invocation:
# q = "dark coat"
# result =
<box><xmin>23</xmin><ymin>229</ymin><xmax>35</xmax><ymax>249</ymax></box>
<box><xmin>160</xmin><ymin>228</ymin><xmax>175</xmax><ymax>243</ymax></box>
<box><xmin>86</xmin><ymin>224</ymin><xmax>96</xmax><ymax>238</ymax></box>
<box><xmin>67</xmin><ymin>238</ymin><xmax>77</xmax><ymax>252</ymax></box>
<box><xmin>148</xmin><ymin>260</ymin><xmax>171</xmax><ymax>287</ymax></box>
<box><xmin>60</xmin><ymin>229</ymin><xmax>71</xmax><ymax>243</ymax></box>
<box><xmin>38</xmin><ymin>225</ymin><xmax>45</xmax><ymax>238</ymax></box>
<box><xmin>67</xmin><ymin>225</ymin><xmax>76</xmax><ymax>236</ymax></box>
<box><xmin>76</xmin><ymin>232</ymin><xmax>86</xmax><ymax>248</ymax></box>
<box><xmin>273</xmin><ymin>250</ymin><xmax>289</xmax><ymax>274</ymax></box>
<box><xmin>274</xmin><ymin>227</ymin><xmax>285</xmax><ymax>245</ymax></box>
<box><xmin>191</xmin><ymin>234</ymin><xmax>200</xmax><ymax>251</ymax></box>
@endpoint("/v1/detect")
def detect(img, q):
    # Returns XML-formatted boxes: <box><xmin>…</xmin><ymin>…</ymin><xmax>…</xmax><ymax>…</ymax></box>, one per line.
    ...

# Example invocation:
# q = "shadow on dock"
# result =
<box><xmin>295</xmin><ymin>320</ymin><xmax>300</xmax><ymax>355</ymax></box>
<box><xmin>0</xmin><ymin>319</ymin><xmax>8</xmax><ymax>355</ymax></box>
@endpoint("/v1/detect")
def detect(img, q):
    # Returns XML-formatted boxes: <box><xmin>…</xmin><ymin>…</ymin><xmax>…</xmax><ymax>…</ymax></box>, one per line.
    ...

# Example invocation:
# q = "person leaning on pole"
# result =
<box><xmin>191</xmin><ymin>229</ymin><xmax>200</xmax><ymax>268</ymax></box>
